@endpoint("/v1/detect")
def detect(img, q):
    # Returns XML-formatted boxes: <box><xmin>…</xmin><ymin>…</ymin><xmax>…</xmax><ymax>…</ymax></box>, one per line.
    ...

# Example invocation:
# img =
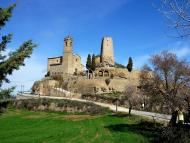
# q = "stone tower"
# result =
<box><xmin>62</xmin><ymin>36</ymin><xmax>73</xmax><ymax>74</ymax></box>
<box><xmin>100</xmin><ymin>37</ymin><xmax>115</xmax><ymax>66</ymax></box>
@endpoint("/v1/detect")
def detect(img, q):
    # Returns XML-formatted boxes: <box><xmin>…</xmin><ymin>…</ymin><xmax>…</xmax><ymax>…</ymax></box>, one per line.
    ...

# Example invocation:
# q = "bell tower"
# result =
<box><xmin>62</xmin><ymin>36</ymin><xmax>74</xmax><ymax>74</ymax></box>
<box><xmin>64</xmin><ymin>36</ymin><xmax>73</xmax><ymax>53</ymax></box>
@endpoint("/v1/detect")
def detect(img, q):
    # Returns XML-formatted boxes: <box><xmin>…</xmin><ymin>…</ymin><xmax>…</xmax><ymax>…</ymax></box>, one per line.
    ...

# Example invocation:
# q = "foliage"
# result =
<box><xmin>140</xmin><ymin>51</ymin><xmax>190</xmax><ymax>113</ymax></box>
<box><xmin>91</xmin><ymin>54</ymin><xmax>96</xmax><ymax>71</ymax></box>
<box><xmin>105</xmin><ymin>78</ymin><xmax>110</xmax><ymax>86</ymax></box>
<box><xmin>14</xmin><ymin>98</ymin><xmax>110</xmax><ymax>115</ymax></box>
<box><xmin>115</xmin><ymin>62</ymin><xmax>126</xmax><ymax>68</ymax></box>
<box><xmin>127</xmin><ymin>57</ymin><xmax>133</xmax><ymax>72</ymax></box>
<box><xmin>156</xmin><ymin>126</ymin><xmax>190</xmax><ymax>143</ymax></box>
<box><xmin>82</xmin><ymin>93</ymin><xmax>117</xmax><ymax>104</ymax></box>
<box><xmin>82</xmin><ymin>92</ymin><xmax>124</xmax><ymax>106</ymax></box>
<box><xmin>86</xmin><ymin>54</ymin><xmax>91</xmax><ymax>70</ymax></box>
<box><xmin>45</xmin><ymin>71</ymin><xmax>50</xmax><ymax>77</ymax></box>
<box><xmin>0</xmin><ymin>3</ymin><xmax>37</xmax><ymax>100</ymax></box>
<box><xmin>122</xmin><ymin>85</ymin><xmax>143</xmax><ymax>114</ymax></box>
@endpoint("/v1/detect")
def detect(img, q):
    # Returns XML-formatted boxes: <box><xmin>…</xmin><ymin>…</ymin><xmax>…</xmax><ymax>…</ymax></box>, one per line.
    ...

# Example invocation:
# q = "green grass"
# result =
<box><xmin>0</xmin><ymin>109</ymin><xmax>162</xmax><ymax>143</ymax></box>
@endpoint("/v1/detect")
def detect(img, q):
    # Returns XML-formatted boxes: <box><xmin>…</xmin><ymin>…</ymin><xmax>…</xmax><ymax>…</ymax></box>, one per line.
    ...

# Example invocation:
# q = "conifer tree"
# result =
<box><xmin>91</xmin><ymin>54</ymin><xmax>96</xmax><ymax>71</ymax></box>
<box><xmin>0</xmin><ymin>4</ymin><xmax>37</xmax><ymax>99</ymax></box>
<box><xmin>86</xmin><ymin>54</ymin><xmax>91</xmax><ymax>70</ymax></box>
<box><xmin>127</xmin><ymin>57</ymin><xmax>133</xmax><ymax>72</ymax></box>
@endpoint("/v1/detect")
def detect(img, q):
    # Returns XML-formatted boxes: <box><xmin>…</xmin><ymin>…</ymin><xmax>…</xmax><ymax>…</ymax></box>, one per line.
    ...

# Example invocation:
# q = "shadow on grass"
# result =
<box><xmin>110</xmin><ymin>112</ymin><xmax>130</xmax><ymax>118</ymax></box>
<box><xmin>105</xmin><ymin>121</ymin><xmax>163</xmax><ymax>140</ymax></box>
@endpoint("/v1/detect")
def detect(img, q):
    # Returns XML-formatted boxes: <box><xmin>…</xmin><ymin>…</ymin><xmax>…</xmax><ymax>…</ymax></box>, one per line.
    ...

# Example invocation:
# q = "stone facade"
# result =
<box><xmin>48</xmin><ymin>36</ymin><xmax>84</xmax><ymax>77</ymax></box>
<box><xmin>100</xmin><ymin>37</ymin><xmax>115</xmax><ymax>66</ymax></box>
<box><xmin>95</xmin><ymin>37</ymin><xmax>115</xmax><ymax>67</ymax></box>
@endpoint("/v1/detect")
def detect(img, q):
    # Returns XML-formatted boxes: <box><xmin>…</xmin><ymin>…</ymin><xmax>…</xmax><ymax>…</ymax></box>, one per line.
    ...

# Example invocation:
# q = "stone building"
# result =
<box><xmin>47</xmin><ymin>36</ymin><xmax>84</xmax><ymax>77</ymax></box>
<box><xmin>95</xmin><ymin>37</ymin><xmax>115</xmax><ymax>67</ymax></box>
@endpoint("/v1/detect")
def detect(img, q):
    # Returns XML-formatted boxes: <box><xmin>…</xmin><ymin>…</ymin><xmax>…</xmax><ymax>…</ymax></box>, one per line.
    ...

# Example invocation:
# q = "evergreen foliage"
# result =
<box><xmin>115</xmin><ymin>62</ymin><xmax>126</xmax><ymax>68</ymax></box>
<box><xmin>127</xmin><ymin>57</ymin><xmax>133</xmax><ymax>72</ymax></box>
<box><xmin>86</xmin><ymin>54</ymin><xmax>91</xmax><ymax>70</ymax></box>
<box><xmin>91</xmin><ymin>54</ymin><xmax>96</xmax><ymax>71</ymax></box>
<box><xmin>0</xmin><ymin>4</ymin><xmax>37</xmax><ymax>99</ymax></box>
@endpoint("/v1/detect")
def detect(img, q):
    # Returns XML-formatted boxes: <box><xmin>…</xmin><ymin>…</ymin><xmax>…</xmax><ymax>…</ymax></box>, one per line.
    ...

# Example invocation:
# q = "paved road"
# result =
<box><xmin>17</xmin><ymin>93</ymin><xmax>171</xmax><ymax>122</ymax></box>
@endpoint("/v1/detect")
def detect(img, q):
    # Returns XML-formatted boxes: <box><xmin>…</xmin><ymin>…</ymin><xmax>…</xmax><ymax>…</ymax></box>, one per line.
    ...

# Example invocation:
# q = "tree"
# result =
<box><xmin>91</xmin><ymin>54</ymin><xmax>96</xmax><ymax>71</ymax></box>
<box><xmin>115</xmin><ymin>62</ymin><xmax>126</xmax><ymax>68</ymax></box>
<box><xmin>122</xmin><ymin>85</ymin><xmax>142</xmax><ymax>115</ymax></box>
<box><xmin>158</xmin><ymin>0</ymin><xmax>190</xmax><ymax>38</ymax></box>
<box><xmin>86</xmin><ymin>54</ymin><xmax>91</xmax><ymax>70</ymax></box>
<box><xmin>127</xmin><ymin>57</ymin><xmax>133</xmax><ymax>72</ymax></box>
<box><xmin>0</xmin><ymin>4</ymin><xmax>37</xmax><ymax>99</ymax></box>
<box><xmin>105</xmin><ymin>78</ymin><xmax>110</xmax><ymax>86</ymax></box>
<box><xmin>139</xmin><ymin>51</ymin><xmax>190</xmax><ymax>113</ymax></box>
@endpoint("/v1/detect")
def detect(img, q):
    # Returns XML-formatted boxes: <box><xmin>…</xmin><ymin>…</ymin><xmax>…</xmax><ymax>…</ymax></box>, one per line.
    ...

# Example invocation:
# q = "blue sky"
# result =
<box><xmin>1</xmin><ymin>0</ymin><xmax>190</xmax><ymax>93</ymax></box>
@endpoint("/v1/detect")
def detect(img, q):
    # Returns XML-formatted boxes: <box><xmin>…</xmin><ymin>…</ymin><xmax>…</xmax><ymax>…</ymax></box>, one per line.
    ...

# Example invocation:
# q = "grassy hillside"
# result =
<box><xmin>0</xmin><ymin>109</ymin><xmax>161</xmax><ymax>143</ymax></box>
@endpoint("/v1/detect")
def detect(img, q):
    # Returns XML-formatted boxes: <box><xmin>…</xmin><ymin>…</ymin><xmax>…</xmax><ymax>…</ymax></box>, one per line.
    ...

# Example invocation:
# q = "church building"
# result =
<box><xmin>47</xmin><ymin>36</ymin><xmax>84</xmax><ymax>77</ymax></box>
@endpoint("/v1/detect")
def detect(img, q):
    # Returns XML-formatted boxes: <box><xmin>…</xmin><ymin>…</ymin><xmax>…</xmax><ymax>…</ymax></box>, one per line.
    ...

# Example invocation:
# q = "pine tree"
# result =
<box><xmin>86</xmin><ymin>54</ymin><xmax>91</xmax><ymax>70</ymax></box>
<box><xmin>91</xmin><ymin>54</ymin><xmax>96</xmax><ymax>71</ymax></box>
<box><xmin>0</xmin><ymin>4</ymin><xmax>37</xmax><ymax>99</ymax></box>
<box><xmin>127</xmin><ymin>57</ymin><xmax>133</xmax><ymax>72</ymax></box>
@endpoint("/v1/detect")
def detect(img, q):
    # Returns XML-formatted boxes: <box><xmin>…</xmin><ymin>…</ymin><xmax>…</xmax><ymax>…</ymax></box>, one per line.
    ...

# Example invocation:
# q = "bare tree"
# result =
<box><xmin>140</xmin><ymin>51</ymin><xmax>190</xmax><ymax>113</ymax></box>
<box><xmin>158</xmin><ymin>0</ymin><xmax>190</xmax><ymax>38</ymax></box>
<box><xmin>122</xmin><ymin>85</ymin><xmax>142</xmax><ymax>115</ymax></box>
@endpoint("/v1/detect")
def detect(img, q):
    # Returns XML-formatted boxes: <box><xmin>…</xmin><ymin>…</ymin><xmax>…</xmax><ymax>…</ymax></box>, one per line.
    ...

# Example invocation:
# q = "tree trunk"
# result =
<box><xmin>129</xmin><ymin>101</ymin><xmax>132</xmax><ymax>115</ymax></box>
<box><xmin>129</xmin><ymin>106</ymin><xmax>132</xmax><ymax>115</ymax></box>
<box><xmin>116</xmin><ymin>99</ymin><xmax>118</xmax><ymax>112</ymax></box>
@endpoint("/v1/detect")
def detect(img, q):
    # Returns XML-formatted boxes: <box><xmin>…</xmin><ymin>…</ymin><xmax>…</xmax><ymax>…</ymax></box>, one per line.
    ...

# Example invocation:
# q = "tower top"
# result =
<box><xmin>64</xmin><ymin>36</ymin><xmax>73</xmax><ymax>53</ymax></box>
<box><xmin>64</xmin><ymin>35</ymin><xmax>73</xmax><ymax>41</ymax></box>
<box><xmin>100</xmin><ymin>37</ymin><xmax>115</xmax><ymax>66</ymax></box>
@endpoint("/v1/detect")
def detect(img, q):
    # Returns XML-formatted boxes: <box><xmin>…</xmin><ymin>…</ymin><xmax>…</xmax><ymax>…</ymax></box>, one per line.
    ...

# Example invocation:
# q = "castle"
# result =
<box><xmin>33</xmin><ymin>36</ymin><xmax>140</xmax><ymax>96</ymax></box>
<box><xmin>48</xmin><ymin>36</ymin><xmax>116</xmax><ymax>78</ymax></box>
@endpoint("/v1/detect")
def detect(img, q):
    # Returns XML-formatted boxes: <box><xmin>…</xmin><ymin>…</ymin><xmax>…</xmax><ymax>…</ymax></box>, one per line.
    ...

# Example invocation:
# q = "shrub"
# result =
<box><xmin>0</xmin><ymin>101</ymin><xmax>10</xmax><ymax>113</ymax></box>
<box><xmin>13</xmin><ymin>98</ymin><xmax>110</xmax><ymax>115</ymax></box>
<box><xmin>105</xmin><ymin>78</ymin><xmax>110</xmax><ymax>86</ymax></box>
<box><xmin>156</xmin><ymin>126</ymin><xmax>190</xmax><ymax>143</ymax></box>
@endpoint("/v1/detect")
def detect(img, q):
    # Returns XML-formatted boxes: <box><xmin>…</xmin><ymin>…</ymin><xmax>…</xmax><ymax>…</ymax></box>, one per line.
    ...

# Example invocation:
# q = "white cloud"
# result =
<box><xmin>169</xmin><ymin>41</ymin><xmax>190</xmax><ymax>58</ymax></box>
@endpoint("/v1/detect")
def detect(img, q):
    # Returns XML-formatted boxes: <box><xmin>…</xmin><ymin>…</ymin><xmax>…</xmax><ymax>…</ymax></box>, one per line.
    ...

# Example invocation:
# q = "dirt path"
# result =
<box><xmin>17</xmin><ymin>93</ymin><xmax>171</xmax><ymax>122</ymax></box>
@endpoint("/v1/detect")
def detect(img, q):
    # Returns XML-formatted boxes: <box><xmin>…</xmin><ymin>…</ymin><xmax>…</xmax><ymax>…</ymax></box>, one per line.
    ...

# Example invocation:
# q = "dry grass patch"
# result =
<box><xmin>23</xmin><ymin>115</ymin><xmax>46</xmax><ymax>119</ymax></box>
<box><xmin>63</xmin><ymin>115</ymin><xmax>98</xmax><ymax>121</ymax></box>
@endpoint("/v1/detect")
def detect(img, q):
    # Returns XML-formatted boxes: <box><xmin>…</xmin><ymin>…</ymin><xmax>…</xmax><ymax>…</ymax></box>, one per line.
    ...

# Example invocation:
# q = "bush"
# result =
<box><xmin>13</xmin><ymin>98</ymin><xmax>110</xmax><ymax>115</ymax></box>
<box><xmin>156</xmin><ymin>126</ymin><xmax>190</xmax><ymax>143</ymax></box>
<box><xmin>0</xmin><ymin>101</ymin><xmax>10</xmax><ymax>113</ymax></box>
<box><xmin>105</xmin><ymin>78</ymin><xmax>110</xmax><ymax>86</ymax></box>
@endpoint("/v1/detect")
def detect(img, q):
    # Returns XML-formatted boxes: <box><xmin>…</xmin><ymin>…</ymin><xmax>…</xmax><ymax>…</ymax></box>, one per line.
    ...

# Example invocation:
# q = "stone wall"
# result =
<box><xmin>49</xmin><ymin>64</ymin><xmax>63</xmax><ymax>77</ymax></box>
<box><xmin>47</xmin><ymin>57</ymin><xmax>62</xmax><ymax>72</ymax></box>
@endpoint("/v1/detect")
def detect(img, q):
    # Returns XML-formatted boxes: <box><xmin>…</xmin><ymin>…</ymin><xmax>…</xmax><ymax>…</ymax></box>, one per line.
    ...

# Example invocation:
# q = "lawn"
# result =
<box><xmin>0</xmin><ymin>109</ymin><xmax>161</xmax><ymax>143</ymax></box>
